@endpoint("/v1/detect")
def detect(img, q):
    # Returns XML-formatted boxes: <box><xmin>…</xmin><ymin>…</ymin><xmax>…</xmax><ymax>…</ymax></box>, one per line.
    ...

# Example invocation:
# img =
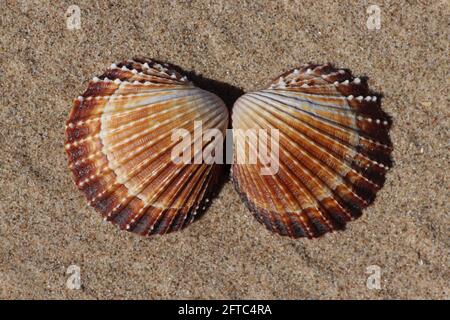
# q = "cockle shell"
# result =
<box><xmin>231</xmin><ymin>64</ymin><xmax>392</xmax><ymax>238</ymax></box>
<box><xmin>65</xmin><ymin>57</ymin><xmax>228</xmax><ymax>235</ymax></box>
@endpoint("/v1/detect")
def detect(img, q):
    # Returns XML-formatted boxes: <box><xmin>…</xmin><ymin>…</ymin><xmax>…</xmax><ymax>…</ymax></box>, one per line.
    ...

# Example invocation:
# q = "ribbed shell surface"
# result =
<box><xmin>231</xmin><ymin>64</ymin><xmax>392</xmax><ymax>238</ymax></box>
<box><xmin>65</xmin><ymin>58</ymin><xmax>228</xmax><ymax>235</ymax></box>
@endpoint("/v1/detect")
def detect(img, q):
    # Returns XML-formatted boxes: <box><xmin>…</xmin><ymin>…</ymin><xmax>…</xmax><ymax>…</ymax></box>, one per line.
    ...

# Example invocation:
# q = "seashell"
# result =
<box><xmin>65</xmin><ymin>57</ymin><xmax>228</xmax><ymax>235</ymax></box>
<box><xmin>231</xmin><ymin>64</ymin><xmax>392</xmax><ymax>238</ymax></box>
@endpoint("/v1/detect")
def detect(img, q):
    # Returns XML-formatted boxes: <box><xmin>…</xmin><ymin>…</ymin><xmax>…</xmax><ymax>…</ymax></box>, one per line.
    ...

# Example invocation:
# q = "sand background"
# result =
<box><xmin>0</xmin><ymin>0</ymin><xmax>448</xmax><ymax>299</ymax></box>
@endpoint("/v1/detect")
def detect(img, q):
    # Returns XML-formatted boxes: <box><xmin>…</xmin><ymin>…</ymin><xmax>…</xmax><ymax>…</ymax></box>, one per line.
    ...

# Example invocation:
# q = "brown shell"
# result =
<box><xmin>231</xmin><ymin>64</ymin><xmax>392</xmax><ymax>238</ymax></box>
<box><xmin>65</xmin><ymin>57</ymin><xmax>228</xmax><ymax>236</ymax></box>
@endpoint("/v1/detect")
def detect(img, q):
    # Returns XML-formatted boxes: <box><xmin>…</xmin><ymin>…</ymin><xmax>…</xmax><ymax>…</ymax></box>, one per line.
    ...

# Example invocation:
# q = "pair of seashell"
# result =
<box><xmin>65</xmin><ymin>57</ymin><xmax>392</xmax><ymax>238</ymax></box>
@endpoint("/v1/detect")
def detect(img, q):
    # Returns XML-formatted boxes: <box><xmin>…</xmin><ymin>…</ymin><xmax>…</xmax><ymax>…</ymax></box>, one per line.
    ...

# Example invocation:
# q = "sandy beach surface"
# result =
<box><xmin>0</xmin><ymin>0</ymin><xmax>448</xmax><ymax>299</ymax></box>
